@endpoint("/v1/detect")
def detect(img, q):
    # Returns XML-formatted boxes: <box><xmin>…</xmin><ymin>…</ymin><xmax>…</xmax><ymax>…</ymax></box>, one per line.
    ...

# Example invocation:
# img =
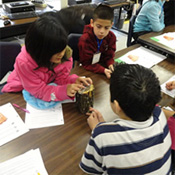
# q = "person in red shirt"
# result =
<box><xmin>78</xmin><ymin>4</ymin><xmax>116</xmax><ymax>79</ymax></box>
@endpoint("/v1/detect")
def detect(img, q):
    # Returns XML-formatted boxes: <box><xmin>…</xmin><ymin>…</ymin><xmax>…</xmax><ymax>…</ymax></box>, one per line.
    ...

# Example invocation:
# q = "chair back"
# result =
<box><xmin>126</xmin><ymin>5</ymin><xmax>142</xmax><ymax>47</ymax></box>
<box><xmin>0</xmin><ymin>42</ymin><xmax>21</xmax><ymax>81</ymax></box>
<box><xmin>127</xmin><ymin>15</ymin><xmax>137</xmax><ymax>47</ymax></box>
<box><xmin>68</xmin><ymin>33</ymin><xmax>82</xmax><ymax>67</ymax></box>
<box><xmin>136</xmin><ymin>5</ymin><xmax>142</xmax><ymax>15</ymax></box>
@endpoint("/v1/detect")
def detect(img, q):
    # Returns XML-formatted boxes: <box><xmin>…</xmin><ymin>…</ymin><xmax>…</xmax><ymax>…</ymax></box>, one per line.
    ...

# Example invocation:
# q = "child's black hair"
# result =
<box><xmin>25</xmin><ymin>15</ymin><xmax>68</xmax><ymax>70</ymax></box>
<box><xmin>110</xmin><ymin>64</ymin><xmax>161</xmax><ymax>121</ymax></box>
<box><xmin>93</xmin><ymin>4</ymin><xmax>114</xmax><ymax>22</ymax></box>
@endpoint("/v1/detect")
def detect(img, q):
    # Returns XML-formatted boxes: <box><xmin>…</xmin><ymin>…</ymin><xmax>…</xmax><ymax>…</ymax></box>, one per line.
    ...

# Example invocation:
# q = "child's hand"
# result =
<box><xmin>166</xmin><ymin>81</ymin><xmax>175</xmax><ymax>90</ymax></box>
<box><xmin>104</xmin><ymin>68</ymin><xmax>112</xmax><ymax>79</ymax></box>
<box><xmin>87</xmin><ymin>107</ymin><xmax>105</xmax><ymax>130</ymax></box>
<box><xmin>67</xmin><ymin>84</ymin><xmax>83</xmax><ymax>97</ymax></box>
<box><xmin>108</xmin><ymin>64</ymin><xmax>114</xmax><ymax>72</ymax></box>
<box><xmin>76</xmin><ymin>77</ymin><xmax>93</xmax><ymax>86</ymax></box>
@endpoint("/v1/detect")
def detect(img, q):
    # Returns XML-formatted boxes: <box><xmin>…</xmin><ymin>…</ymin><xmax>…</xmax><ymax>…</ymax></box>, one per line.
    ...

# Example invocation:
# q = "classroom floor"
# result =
<box><xmin>112</xmin><ymin>20</ymin><xmax>129</xmax><ymax>51</ymax></box>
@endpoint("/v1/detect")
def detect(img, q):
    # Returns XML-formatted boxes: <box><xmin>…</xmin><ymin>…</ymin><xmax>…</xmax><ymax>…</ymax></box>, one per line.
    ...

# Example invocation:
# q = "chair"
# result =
<box><xmin>0</xmin><ymin>41</ymin><xmax>21</xmax><ymax>81</ymax></box>
<box><xmin>127</xmin><ymin>15</ymin><xmax>137</xmax><ymax>47</ymax></box>
<box><xmin>68</xmin><ymin>33</ymin><xmax>82</xmax><ymax>67</ymax></box>
<box><xmin>126</xmin><ymin>5</ymin><xmax>142</xmax><ymax>47</ymax></box>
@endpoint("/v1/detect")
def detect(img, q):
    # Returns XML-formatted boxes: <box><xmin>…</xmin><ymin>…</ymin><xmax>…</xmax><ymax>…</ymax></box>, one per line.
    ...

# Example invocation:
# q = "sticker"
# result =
<box><xmin>128</xmin><ymin>55</ymin><xmax>139</xmax><ymax>62</ymax></box>
<box><xmin>0</xmin><ymin>113</ymin><xmax>7</xmax><ymax>124</ymax></box>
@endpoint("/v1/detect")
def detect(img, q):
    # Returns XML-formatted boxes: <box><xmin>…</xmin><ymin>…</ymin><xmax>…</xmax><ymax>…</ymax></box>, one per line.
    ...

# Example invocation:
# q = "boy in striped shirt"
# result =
<box><xmin>80</xmin><ymin>64</ymin><xmax>172</xmax><ymax>174</ymax></box>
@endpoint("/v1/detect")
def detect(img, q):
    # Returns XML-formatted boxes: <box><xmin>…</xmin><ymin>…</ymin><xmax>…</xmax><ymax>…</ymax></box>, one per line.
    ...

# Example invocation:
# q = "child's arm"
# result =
<box><xmin>67</xmin><ymin>83</ymin><xmax>84</xmax><ymax>97</ymax></box>
<box><xmin>104</xmin><ymin>68</ymin><xmax>112</xmax><ymax>79</ymax></box>
<box><xmin>54</xmin><ymin>58</ymin><xmax>92</xmax><ymax>86</ymax></box>
<box><xmin>75</xmin><ymin>77</ymin><xmax>92</xmax><ymax>86</ymax></box>
<box><xmin>103</xmin><ymin>32</ymin><xmax>116</xmax><ymax>68</ymax></box>
<box><xmin>16</xmin><ymin>57</ymin><xmax>78</xmax><ymax>102</ymax></box>
<box><xmin>87</xmin><ymin>107</ymin><xmax>105</xmax><ymax>130</ymax></box>
<box><xmin>147</xmin><ymin>3</ymin><xmax>165</xmax><ymax>32</ymax></box>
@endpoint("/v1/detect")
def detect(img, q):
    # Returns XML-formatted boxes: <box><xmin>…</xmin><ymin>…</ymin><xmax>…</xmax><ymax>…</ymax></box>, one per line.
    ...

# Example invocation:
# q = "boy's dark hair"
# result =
<box><xmin>110</xmin><ymin>64</ymin><xmax>161</xmax><ymax>122</ymax></box>
<box><xmin>25</xmin><ymin>15</ymin><xmax>68</xmax><ymax>70</ymax></box>
<box><xmin>93</xmin><ymin>4</ymin><xmax>114</xmax><ymax>22</ymax></box>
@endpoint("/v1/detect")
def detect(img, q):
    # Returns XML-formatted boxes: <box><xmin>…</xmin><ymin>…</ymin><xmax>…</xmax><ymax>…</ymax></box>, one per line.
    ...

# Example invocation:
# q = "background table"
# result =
<box><xmin>138</xmin><ymin>25</ymin><xmax>175</xmax><ymax>58</ymax></box>
<box><xmin>0</xmin><ymin>44</ymin><xmax>174</xmax><ymax>174</ymax></box>
<box><xmin>0</xmin><ymin>4</ymin><xmax>56</xmax><ymax>39</ymax></box>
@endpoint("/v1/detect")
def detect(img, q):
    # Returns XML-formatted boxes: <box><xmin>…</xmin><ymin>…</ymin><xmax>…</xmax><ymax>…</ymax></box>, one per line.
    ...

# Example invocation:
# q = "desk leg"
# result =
<box><xmin>112</xmin><ymin>6</ymin><xmax>128</xmax><ymax>35</ymax></box>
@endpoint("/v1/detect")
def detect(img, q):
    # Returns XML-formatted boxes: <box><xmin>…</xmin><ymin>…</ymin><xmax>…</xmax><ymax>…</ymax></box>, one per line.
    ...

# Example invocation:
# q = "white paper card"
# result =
<box><xmin>163</xmin><ymin>106</ymin><xmax>173</xmax><ymax>111</ymax></box>
<box><xmin>152</xmin><ymin>32</ymin><xmax>175</xmax><ymax>50</ymax></box>
<box><xmin>161</xmin><ymin>75</ymin><xmax>175</xmax><ymax>98</ymax></box>
<box><xmin>118</xmin><ymin>46</ymin><xmax>166</xmax><ymax>68</ymax></box>
<box><xmin>0</xmin><ymin>103</ymin><xmax>29</xmax><ymax>146</ymax></box>
<box><xmin>25</xmin><ymin>103</ymin><xmax>64</xmax><ymax>129</ymax></box>
<box><xmin>0</xmin><ymin>149</ymin><xmax>48</xmax><ymax>175</ymax></box>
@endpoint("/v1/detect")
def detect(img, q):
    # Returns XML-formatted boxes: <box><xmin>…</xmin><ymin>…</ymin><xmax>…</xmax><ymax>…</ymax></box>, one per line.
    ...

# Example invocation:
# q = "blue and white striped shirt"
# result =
<box><xmin>80</xmin><ymin>106</ymin><xmax>172</xmax><ymax>174</ymax></box>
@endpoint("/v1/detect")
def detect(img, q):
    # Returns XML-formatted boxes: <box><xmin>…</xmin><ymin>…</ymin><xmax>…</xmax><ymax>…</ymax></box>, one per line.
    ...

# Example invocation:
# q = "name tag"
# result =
<box><xmin>92</xmin><ymin>52</ymin><xmax>101</xmax><ymax>64</ymax></box>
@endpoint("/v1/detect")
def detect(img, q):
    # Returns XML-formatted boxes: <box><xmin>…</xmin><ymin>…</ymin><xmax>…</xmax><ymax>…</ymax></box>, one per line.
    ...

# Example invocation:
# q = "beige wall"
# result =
<box><xmin>61</xmin><ymin>0</ymin><xmax>68</xmax><ymax>8</ymax></box>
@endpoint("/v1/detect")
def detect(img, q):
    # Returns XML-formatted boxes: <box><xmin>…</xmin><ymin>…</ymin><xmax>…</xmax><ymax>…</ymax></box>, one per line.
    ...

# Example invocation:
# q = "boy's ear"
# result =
<box><xmin>113</xmin><ymin>100</ymin><xmax>122</xmax><ymax>113</ymax></box>
<box><xmin>111</xmin><ymin>22</ymin><xmax>114</xmax><ymax>27</ymax></box>
<box><xmin>90</xmin><ymin>19</ymin><xmax>94</xmax><ymax>27</ymax></box>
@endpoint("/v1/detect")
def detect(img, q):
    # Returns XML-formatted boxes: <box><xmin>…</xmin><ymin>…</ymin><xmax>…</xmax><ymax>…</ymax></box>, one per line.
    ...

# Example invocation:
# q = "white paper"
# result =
<box><xmin>0</xmin><ymin>149</ymin><xmax>48</xmax><ymax>175</ymax></box>
<box><xmin>61</xmin><ymin>98</ymin><xmax>76</xmax><ymax>104</ymax></box>
<box><xmin>117</xmin><ymin>46</ymin><xmax>166</xmax><ymax>68</ymax></box>
<box><xmin>151</xmin><ymin>32</ymin><xmax>175</xmax><ymax>50</ymax></box>
<box><xmin>161</xmin><ymin>75</ymin><xmax>175</xmax><ymax>98</ymax></box>
<box><xmin>45</xmin><ymin>0</ymin><xmax>61</xmax><ymax>11</ymax></box>
<box><xmin>25</xmin><ymin>103</ymin><xmax>64</xmax><ymax>129</ymax></box>
<box><xmin>0</xmin><ymin>103</ymin><xmax>29</xmax><ymax>146</ymax></box>
<box><xmin>163</xmin><ymin>106</ymin><xmax>173</xmax><ymax>111</ymax></box>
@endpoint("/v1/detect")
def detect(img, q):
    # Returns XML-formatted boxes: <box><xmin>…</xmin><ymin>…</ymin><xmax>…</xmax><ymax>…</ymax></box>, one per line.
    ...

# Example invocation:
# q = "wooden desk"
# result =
<box><xmin>138</xmin><ymin>25</ymin><xmax>175</xmax><ymax>58</ymax></box>
<box><xmin>107</xmin><ymin>1</ymin><xmax>130</xmax><ymax>8</ymax></box>
<box><xmin>0</xmin><ymin>17</ymin><xmax>36</xmax><ymax>39</ymax></box>
<box><xmin>0</xmin><ymin>5</ymin><xmax>55</xmax><ymax>39</ymax></box>
<box><xmin>0</xmin><ymin>44</ymin><xmax>174</xmax><ymax>174</ymax></box>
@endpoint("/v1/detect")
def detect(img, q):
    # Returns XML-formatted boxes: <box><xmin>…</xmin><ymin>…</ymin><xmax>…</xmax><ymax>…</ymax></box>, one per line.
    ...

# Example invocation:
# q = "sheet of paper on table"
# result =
<box><xmin>25</xmin><ymin>103</ymin><xmax>64</xmax><ymax>129</ymax></box>
<box><xmin>161</xmin><ymin>75</ymin><xmax>175</xmax><ymax>98</ymax></box>
<box><xmin>115</xmin><ymin>46</ymin><xmax>166</xmax><ymax>68</ymax></box>
<box><xmin>0</xmin><ymin>148</ymin><xmax>48</xmax><ymax>175</ymax></box>
<box><xmin>0</xmin><ymin>103</ymin><xmax>29</xmax><ymax>146</ymax></box>
<box><xmin>151</xmin><ymin>32</ymin><xmax>175</xmax><ymax>50</ymax></box>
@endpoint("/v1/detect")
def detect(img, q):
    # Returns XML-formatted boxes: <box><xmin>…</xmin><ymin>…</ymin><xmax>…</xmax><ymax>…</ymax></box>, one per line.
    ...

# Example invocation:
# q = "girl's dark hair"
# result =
<box><xmin>25</xmin><ymin>15</ymin><xmax>68</xmax><ymax>69</ymax></box>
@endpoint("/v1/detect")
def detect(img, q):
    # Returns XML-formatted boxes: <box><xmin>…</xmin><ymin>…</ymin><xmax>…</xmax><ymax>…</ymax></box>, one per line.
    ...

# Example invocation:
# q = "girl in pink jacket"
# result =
<box><xmin>2</xmin><ymin>16</ymin><xmax>92</xmax><ymax>102</ymax></box>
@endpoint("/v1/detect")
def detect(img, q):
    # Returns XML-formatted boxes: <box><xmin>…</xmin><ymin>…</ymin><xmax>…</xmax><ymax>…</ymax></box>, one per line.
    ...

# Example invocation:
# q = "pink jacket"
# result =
<box><xmin>2</xmin><ymin>46</ymin><xmax>79</xmax><ymax>102</ymax></box>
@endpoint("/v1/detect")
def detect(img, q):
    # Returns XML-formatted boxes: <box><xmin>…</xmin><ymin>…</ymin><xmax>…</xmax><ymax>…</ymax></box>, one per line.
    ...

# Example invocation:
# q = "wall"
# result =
<box><xmin>61</xmin><ymin>0</ymin><xmax>68</xmax><ymax>8</ymax></box>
